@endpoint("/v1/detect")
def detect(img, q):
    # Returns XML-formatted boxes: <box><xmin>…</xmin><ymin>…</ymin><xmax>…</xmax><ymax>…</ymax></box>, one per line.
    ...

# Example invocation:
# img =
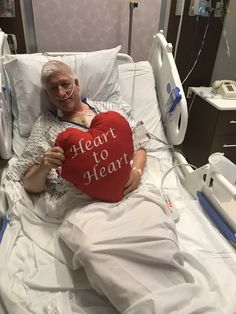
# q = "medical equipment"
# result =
<box><xmin>1</xmin><ymin>29</ymin><xmax>236</xmax><ymax>313</ymax></box>
<box><xmin>167</xmin><ymin>86</ymin><xmax>182</xmax><ymax>113</ymax></box>
<box><xmin>189</xmin><ymin>0</ymin><xmax>212</xmax><ymax>16</ymax></box>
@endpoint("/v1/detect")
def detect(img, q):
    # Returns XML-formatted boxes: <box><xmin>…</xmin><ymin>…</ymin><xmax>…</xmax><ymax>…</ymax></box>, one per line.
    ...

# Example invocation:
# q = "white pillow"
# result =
<box><xmin>3</xmin><ymin>46</ymin><xmax>122</xmax><ymax>137</ymax></box>
<box><xmin>118</xmin><ymin>61</ymin><xmax>167</xmax><ymax>144</ymax></box>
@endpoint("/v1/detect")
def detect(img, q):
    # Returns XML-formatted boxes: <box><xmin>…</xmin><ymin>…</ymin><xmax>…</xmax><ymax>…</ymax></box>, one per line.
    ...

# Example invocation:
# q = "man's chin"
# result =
<box><xmin>58</xmin><ymin>99</ymin><xmax>74</xmax><ymax>109</ymax></box>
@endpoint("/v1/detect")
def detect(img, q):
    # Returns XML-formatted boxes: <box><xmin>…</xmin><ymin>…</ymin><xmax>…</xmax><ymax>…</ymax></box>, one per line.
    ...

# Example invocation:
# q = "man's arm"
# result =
<box><xmin>23</xmin><ymin>146</ymin><xmax>65</xmax><ymax>193</ymax></box>
<box><xmin>124</xmin><ymin>148</ymin><xmax>147</xmax><ymax>195</ymax></box>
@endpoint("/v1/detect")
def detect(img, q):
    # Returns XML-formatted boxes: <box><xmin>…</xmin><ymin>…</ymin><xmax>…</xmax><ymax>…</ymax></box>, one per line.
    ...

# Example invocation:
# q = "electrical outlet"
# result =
<box><xmin>187</xmin><ymin>87</ymin><xmax>193</xmax><ymax>99</ymax></box>
<box><xmin>214</xmin><ymin>1</ymin><xmax>224</xmax><ymax>17</ymax></box>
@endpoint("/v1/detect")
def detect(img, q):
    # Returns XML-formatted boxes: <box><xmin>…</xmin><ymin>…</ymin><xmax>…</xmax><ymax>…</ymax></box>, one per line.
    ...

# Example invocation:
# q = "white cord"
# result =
<box><xmin>55</xmin><ymin>82</ymin><xmax>76</xmax><ymax>101</ymax></box>
<box><xmin>221</xmin><ymin>17</ymin><xmax>231</xmax><ymax>57</ymax></box>
<box><xmin>160</xmin><ymin>162</ymin><xmax>197</xmax><ymax>191</ymax></box>
<box><xmin>160</xmin><ymin>162</ymin><xmax>197</xmax><ymax>221</ymax></box>
<box><xmin>181</xmin><ymin>10</ymin><xmax>213</xmax><ymax>85</ymax></box>
<box><xmin>188</xmin><ymin>92</ymin><xmax>197</xmax><ymax>114</ymax></box>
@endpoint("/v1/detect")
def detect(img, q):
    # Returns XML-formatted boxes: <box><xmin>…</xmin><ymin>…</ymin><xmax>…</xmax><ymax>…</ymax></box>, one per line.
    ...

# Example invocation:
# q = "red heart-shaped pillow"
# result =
<box><xmin>55</xmin><ymin>111</ymin><xmax>134</xmax><ymax>202</ymax></box>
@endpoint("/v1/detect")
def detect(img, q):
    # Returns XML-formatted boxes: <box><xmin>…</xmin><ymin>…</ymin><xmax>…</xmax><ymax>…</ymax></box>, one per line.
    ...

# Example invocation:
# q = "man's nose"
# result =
<box><xmin>57</xmin><ymin>85</ymin><xmax>66</xmax><ymax>97</ymax></box>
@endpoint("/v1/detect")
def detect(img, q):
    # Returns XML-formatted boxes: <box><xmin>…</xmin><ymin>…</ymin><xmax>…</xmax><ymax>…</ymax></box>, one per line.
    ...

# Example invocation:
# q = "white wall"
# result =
<box><xmin>32</xmin><ymin>0</ymin><xmax>161</xmax><ymax>61</ymax></box>
<box><xmin>211</xmin><ymin>0</ymin><xmax>236</xmax><ymax>82</ymax></box>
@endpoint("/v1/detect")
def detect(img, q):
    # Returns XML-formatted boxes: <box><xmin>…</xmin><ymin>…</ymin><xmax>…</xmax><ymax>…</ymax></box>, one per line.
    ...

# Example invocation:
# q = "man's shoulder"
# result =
<box><xmin>86</xmin><ymin>98</ymin><xmax>116</xmax><ymax>111</ymax></box>
<box><xmin>36</xmin><ymin>111</ymin><xmax>58</xmax><ymax>124</ymax></box>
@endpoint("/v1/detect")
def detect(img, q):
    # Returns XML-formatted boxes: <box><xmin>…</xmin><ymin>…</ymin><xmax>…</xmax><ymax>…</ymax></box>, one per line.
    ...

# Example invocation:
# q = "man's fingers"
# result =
<box><xmin>51</xmin><ymin>146</ymin><xmax>64</xmax><ymax>154</ymax></box>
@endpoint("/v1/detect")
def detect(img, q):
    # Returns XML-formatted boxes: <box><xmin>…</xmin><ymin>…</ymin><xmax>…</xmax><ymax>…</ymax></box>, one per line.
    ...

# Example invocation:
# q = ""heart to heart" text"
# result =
<box><xmin>69</xmin><ymin>127</ymin><xmax>130</xmax><ymax>185</ymax></box>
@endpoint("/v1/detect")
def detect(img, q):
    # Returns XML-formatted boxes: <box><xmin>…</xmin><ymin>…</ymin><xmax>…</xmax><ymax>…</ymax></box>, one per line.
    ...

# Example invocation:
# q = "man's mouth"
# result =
<box><xmin>57</xmin><ymin>97</ymin><xmax>71</xmax><ymax>103</ymax></box>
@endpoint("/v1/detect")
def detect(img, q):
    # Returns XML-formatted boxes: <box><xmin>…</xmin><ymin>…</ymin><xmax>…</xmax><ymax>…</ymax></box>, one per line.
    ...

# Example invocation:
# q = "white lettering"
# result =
<box><xmin>108</xmin><ymin>162</ymin><xmax>117</xmax><ymax>174</ymax></box>
<box><xmin>70</xmin><ymin>128</ymin><xmax>118</xmax><ymax>159</ymax></box>
<box><xmin>83</xmin><ymin>152</ymin><xmax>130</xmax><ymax>185</ymax></box>
<box><xmin>109</xmin><ymin>127</ymin><xmax>117</xmax><ymax>139</ymax></box>
<box><xmin>93</xmin><ymin>151</ymin><xmax>100</xmax><ymax>163</ymax></box>
<box><xmin>70</xmin><ymin>139</ymin><xmax>86</xmax><ymax>158</ymax></box>
<box><xmin>83</xmin><ymin>164</ymin><xmax>100</xmax><ymax>185</ymax></box>
<box><xmin>85</xmin><ymin>140</ymin><xmax>93</xmax><ymax>151</ymax></box>
<box><xmin>100</xmin><ymin>149</ymin><xmax>108</xmax><ymax>160</ymax></box>
<box><xmin>94</xmin><ymin>136</ymin><xmax>104</xmax><ymax>147</ymax></box>
<box><xmin>115</xmin><ymin>153</ymin><xmax>129</xmax><ymax>168</ymax></box>
<box><xmin>99</xmin><ymin>166</ymin><xmax>107</xmax><ymax>178</ymax></box>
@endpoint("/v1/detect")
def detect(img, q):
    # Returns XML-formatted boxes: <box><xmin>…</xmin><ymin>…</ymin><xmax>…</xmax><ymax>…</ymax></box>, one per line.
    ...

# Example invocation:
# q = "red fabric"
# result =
<box><xmin>55</xmin><ymin>111</ymin><xmax>134</xmax><ymax>202</ymax></box>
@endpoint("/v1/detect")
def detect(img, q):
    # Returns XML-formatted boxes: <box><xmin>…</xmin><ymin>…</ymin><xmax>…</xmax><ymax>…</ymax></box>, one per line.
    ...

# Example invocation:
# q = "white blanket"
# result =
<box><xmin>0</xmin><ymin>158</ymin><xmax>224</xmax><ymax>314</ymax></box>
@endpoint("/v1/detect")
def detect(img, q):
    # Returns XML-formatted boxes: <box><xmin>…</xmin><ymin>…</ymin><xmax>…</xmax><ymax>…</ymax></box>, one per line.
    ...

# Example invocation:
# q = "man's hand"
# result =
<box><xmin>39</xmin><ymin>146</ymin><xmax>65</xmax><ymax>173</ymax></box>
<box><xmin>23</xmin><ymin>146</ymin><xmax>65</xmax><ymax>194</ymax></box>
<box><xmin>123</xmin><ymin>167</ymin><xmax>142</xmax><ymax>195</ymax></box>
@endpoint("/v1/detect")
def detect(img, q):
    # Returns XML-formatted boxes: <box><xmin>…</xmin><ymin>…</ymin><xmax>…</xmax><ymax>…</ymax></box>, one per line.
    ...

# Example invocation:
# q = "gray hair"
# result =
<box><xmin>41</xmin><ymin>60</ymin><xmax>76</xmax><ymax>89</ymax></box>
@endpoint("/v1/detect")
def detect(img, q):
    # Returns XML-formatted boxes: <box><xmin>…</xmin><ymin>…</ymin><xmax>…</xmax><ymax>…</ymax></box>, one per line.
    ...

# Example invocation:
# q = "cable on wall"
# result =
<box><xmin>181</xmin><ymin>8</ymin><xmax>213</xmax><ymax>85</ymax></box>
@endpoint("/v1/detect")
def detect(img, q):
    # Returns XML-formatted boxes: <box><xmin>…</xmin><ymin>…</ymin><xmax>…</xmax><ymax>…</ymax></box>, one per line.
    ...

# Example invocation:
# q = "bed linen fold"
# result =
<box><xmin>0</xmin><ymin>163</ymin><xmax>225</xmax><ymax>314</ymax></box>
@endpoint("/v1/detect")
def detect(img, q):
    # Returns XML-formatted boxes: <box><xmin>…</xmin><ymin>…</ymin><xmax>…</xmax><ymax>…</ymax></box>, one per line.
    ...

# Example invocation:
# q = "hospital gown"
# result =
<box><xmin>3</xmin><ymin>99</ymin><xmax>222</xmax><ymax>314</ymax></box>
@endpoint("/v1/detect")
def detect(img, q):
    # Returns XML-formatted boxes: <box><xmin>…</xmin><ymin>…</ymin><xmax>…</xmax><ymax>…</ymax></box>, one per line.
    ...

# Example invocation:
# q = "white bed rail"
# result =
<box><xmin>0</xmin><ymin>73</ymin><xmax>12</xmax><ymax>160</ymax></box>
<box><xmin>0</xmin><ymin>29</ymin><xmax>11</xmax><ymax>56</ymax></box>
<box><xmin>0</xmin><ymin>30</ymin><xmax>12</xmax><ymax>160</ymax></box>
<box><xmin>148</xmin><ymin>31</ymin><xmax>188</xmax><ymax>146</ymax></box>
<box><xmin>174</xmin><ymin>151</ymin><xmax>236</xmax><ymax>233</ymax></box>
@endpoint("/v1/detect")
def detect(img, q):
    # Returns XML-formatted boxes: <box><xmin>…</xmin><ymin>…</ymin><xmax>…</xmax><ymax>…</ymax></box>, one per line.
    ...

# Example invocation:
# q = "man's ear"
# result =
<box><xmin>75</xmin><ymin>78</ymin><xmax>79</xmax><ymax>86</ymax></box>
<box><xmin>75</xmin><ymin>78</ymin><xmax>80</xmax><ymax>93</ymax></box>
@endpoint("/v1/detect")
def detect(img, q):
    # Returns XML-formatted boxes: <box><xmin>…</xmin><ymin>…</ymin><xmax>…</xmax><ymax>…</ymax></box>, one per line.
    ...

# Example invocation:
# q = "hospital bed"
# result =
<box><xmin>0</xmin><ymin>28</ymin><xmax>236</xmax><ymax>313</ymax></box>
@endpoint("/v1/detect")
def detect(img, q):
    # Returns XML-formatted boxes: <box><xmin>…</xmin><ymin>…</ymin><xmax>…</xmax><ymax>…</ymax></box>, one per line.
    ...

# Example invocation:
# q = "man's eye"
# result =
<box><xmin>50</xmin><ymin>86</ymin><xmax>57</xmax><ymax>92</ymax></box>
<box><xmin>62</xmin><ymin>82</ymin><xmax>71</xmax><ymax>88</ymax></box>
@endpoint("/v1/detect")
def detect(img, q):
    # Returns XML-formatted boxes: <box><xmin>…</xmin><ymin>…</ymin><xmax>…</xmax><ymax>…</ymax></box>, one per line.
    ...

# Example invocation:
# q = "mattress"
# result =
<box><xmin>1</xmin><ymin>61</ymin><xmax>236</xmax><ymax>314</ymax></box>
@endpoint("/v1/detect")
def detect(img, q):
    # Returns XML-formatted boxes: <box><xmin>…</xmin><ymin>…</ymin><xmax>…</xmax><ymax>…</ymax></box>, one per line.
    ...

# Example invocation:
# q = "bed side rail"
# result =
<box><xmin>0</xmin><ymin>73</ymin><xmax>12</xmax><ymax>159</ymax></box>
<box><xmin>174</xmin><ymin>151</ymin><xmax>236</xmax><ymax>233</ymax></box>
<box><xmin>0</xmin><ymin>29</ymin><xmax>12</xmax><ymax>159</ymax></box>
<box><xmin>148</xmin><ymin>31</ymin><xmax>188</xmax><ymax>146</ymax></box>
<box><xmin>0</xmin><ymin>29</ymin><xmax>11</xmax><ymax>56</ymax></box>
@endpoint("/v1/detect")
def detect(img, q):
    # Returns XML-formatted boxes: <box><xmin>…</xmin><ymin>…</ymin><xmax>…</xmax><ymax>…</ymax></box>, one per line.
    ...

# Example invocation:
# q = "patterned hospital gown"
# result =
<box><xmin>6</xmin><ymin>99</ymin><xmax>137</xmax><ymax>192</ymax></box>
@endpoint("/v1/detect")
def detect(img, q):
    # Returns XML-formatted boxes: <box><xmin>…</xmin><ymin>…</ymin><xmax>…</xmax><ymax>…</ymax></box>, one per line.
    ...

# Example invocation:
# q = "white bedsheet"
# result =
<box><xmin>0</xmin><ymin>151</ymin><xmax>225</xmax><ymax>314</ymax></box>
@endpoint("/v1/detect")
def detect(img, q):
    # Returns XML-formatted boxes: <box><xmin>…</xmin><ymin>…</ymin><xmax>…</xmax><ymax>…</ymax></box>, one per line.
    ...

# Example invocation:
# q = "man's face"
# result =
<box><xmin>46</xmin><ymin>72</ymin><xmax>80</xmax><ymax>113</ymax></box>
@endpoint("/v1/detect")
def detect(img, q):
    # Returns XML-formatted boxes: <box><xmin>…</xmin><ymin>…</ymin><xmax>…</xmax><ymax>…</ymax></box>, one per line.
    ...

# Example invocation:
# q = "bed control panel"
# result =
<box><xmin>167</xmin><ymin>86</ymin><xmax>182</xmax><ymax>113</ymax></box>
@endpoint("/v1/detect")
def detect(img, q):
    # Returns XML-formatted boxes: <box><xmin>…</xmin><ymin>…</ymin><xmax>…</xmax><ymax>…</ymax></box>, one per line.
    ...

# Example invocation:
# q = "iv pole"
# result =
<box><xmin>128</xmin><ymin>0</ymin><xmax>138</xmax><ymax>56</ymax></box>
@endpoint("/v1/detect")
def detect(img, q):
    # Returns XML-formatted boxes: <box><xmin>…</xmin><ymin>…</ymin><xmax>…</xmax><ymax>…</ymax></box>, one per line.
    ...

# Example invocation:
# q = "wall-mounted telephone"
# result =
<box><xmin>212</xmin><ymin>80</ymin><xmax>236</xmax><ymax>99</ymax></box>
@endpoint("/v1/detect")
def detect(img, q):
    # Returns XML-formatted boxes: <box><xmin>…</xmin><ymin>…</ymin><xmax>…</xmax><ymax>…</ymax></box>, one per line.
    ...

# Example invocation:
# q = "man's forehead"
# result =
<box><xmin>47</xmin><ymin>72</ymin><xmax>73</xmax><ymax>85</ymax></box>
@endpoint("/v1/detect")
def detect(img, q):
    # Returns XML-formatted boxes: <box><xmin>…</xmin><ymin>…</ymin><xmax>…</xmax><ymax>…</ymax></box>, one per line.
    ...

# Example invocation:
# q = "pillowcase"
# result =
<box><xmin>118</xmin><ymin>61</ymin><xmax>167</xmax><ymax>146</ymax></box>
<box><xmin>3</xmin><ymin>46</ymin><xmax>122</xmax><ymax>137</ymax></box>
<box><xmin>55</xmin><ymin>111</ymin><xmax>134</xmax><ymax>202</ymax></box>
